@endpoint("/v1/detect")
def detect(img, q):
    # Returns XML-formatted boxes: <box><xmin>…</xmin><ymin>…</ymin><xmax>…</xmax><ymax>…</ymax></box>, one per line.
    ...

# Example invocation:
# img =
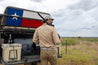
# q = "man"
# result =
<box><xmin>33</xmin><ymin>16</ymin><xmax>61</xmax><ymax>65</ymax></box>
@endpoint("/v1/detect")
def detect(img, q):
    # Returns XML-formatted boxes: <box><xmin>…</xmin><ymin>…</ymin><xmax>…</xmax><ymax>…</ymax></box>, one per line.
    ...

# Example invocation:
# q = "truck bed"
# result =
<box><xmin>1</xmin><ymin>55</ymin><xmax>40</xmax><ymax>65</ymax></box>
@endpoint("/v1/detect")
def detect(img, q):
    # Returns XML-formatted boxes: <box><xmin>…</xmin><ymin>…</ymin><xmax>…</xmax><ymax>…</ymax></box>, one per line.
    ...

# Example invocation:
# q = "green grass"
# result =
<box><xmin>77</xmin><ymin>37</ymin><xmax>98</xmax><ymax>42</ymax></box>
<box><xmin>58</xmin><ymin>37</ymin><xmax>98</xmax><ymax>65</ymax></box>
<box><xmin>58</xmin><ymin>45</ymin><xmax>98</xmax><ymax>65</ymax></box>
<box><xmin>61</xmin><ymin>37</ymin><xmax>78</xmax><ymax>46</ymax></box>
<box><xmin>61</xmin><ymin>37</ymin><xmax>98</xmax><ymax>45</ymax></box>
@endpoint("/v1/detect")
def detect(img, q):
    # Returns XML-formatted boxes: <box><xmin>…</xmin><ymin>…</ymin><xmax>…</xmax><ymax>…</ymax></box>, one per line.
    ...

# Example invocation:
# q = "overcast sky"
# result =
<box><xmin>0</xmin><ymin>0</ymin><xmax>98</xmax><ymax>37</ymax></box>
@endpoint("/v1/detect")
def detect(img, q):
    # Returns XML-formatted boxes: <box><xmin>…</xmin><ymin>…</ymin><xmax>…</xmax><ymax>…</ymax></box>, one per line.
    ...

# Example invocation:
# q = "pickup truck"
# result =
<box><xmin>0</xmin><ymin>6</ymin><xmax>61</xmax><ymax>65</ymax></box>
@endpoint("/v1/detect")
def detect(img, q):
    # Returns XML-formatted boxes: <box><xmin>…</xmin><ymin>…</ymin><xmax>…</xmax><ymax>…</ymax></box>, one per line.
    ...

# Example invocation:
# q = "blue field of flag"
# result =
<box><xmin>6</xmin><ymin>8</ymin><xmax>23</xmax><ymax>26</ymax></box>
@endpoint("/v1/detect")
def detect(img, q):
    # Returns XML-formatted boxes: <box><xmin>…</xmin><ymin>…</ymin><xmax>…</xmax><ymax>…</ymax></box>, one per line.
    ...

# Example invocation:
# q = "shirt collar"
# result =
<box><xmin>43</xmin><ymin>23</ymin><xmax>47</xmax><ymax>25</ymax></box>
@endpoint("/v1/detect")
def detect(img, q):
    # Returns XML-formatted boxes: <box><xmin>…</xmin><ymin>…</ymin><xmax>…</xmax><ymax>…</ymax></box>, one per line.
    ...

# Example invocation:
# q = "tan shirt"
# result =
<box><xmin>33</xmin><ymin>23</ymin><xmax>61</xmax><ymax>48</ymax></box>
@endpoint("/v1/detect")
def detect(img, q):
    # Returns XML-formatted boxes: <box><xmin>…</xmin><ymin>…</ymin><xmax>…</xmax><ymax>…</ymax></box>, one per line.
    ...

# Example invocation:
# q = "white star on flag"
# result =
<box><xmin>12</xmin><ymin>13</ymin><xmax>19</xmax><ymax>20</ymax></box>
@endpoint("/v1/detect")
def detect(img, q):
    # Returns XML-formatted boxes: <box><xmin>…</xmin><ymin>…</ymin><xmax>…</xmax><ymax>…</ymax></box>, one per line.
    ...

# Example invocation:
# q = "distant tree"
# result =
<box><xmin>78</xmin><ymin>36</ymin><xmax>81</xmax><ymax>38</ymax></box>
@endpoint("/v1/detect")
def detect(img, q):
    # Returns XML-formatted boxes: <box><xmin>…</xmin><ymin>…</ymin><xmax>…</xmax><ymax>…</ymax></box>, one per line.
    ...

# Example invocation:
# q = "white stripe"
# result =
<box><xmin>23</xmin><ymin>10</ymin><xmax>50</xmax><ymax>20</ymax></box>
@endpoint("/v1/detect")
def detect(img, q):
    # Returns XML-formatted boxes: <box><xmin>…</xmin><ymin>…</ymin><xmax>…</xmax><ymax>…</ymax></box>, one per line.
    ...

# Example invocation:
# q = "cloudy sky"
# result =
<box><xmin>0</xmin><ymin>0</ymin><xmax>98</xmax><ymax>37</ymax></box>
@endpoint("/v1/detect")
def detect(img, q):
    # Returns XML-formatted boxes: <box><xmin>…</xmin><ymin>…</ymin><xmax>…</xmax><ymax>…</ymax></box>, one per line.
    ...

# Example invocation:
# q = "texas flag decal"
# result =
<box><xmin>6</xmin><ymin>8</ymin><xmax>43</xmax><ymax>27</ymax></box>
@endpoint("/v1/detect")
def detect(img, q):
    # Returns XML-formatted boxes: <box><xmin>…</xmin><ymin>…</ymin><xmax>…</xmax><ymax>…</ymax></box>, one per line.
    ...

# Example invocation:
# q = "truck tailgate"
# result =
<box><xmin>1</xmin><ymin>55</ymin><xmax>40</xmax><ymax>65</ymax></box>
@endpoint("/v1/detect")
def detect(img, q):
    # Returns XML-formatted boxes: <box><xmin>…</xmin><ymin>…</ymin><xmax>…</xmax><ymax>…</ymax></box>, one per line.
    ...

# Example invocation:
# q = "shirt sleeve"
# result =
<box><xmin>33</xmin><ymin>29</ymin><xmax>39</xmax><ymax>44</ymax></box>
<box><xmin>53</xmin><ymin>27</ymin><xmax>61</xmax><ymax>45</ymax></box>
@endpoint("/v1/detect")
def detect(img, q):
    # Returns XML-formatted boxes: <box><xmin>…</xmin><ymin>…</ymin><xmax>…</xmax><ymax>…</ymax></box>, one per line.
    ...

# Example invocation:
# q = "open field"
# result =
<box><xmin>61</xmin><ymin>37</ymin><xmax>98</xmax><ymax>45</ymax></box>
<box><xmin>57</xmin><ymin>37</ymin><xmax>98</xmax><ymax>65</ymax></box>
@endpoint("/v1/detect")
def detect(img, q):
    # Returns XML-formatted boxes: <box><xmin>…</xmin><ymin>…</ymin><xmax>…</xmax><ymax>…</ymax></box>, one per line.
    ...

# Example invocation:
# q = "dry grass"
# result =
<box><xmin>58</xmin><ymin>43</ymin><xmax>98</xmax><ymax>65</ymax></box>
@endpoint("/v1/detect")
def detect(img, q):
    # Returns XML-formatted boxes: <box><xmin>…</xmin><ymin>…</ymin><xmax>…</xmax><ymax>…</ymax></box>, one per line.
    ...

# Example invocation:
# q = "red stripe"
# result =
<box><xmin>22</xmin><ymin>19</ymin><xmax>43</xmax><ymax>27</ymax></box>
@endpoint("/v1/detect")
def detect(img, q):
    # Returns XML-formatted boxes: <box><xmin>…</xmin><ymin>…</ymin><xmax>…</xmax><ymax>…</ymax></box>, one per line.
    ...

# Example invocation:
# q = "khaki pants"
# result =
<box><xmin>40</xmin><ymin>49</ymin><xmax>57</xmax><ymax>65</ymax></box>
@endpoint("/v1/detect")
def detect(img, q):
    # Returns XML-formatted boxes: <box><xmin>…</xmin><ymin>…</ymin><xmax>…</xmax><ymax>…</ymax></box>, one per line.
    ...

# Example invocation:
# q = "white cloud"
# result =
<box><xmin>36</xmin><ymin>0</ymin><xmax>80</xmax><ymax>12</ymax></box>
<box><xmin>52</xmin><ymin>0</ymin><xmax>98</xmax><ymax>37</ymax></box>
<box><xmin>69</xmin><ymin>0</ymin><xmax>98</xmax><ymax>11</ymax></box>
<box><xmin>0</xmin><ymin>0</ymin><xmax>80</xmax><ymax>13</ymax></box>
<box><xmin>0</xmin><ymin>0</ymin><xmax>98</xmax><ymax>37</ymax></box>
<box><xmin>0</xmin><ymin>0</ymin><xmax>39</xmax><ymax>13</ymax></box>
<box><xmin>0</xmin><ymin>6</ymin><xmax>4</xmax><ymax>13</ymax></box>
